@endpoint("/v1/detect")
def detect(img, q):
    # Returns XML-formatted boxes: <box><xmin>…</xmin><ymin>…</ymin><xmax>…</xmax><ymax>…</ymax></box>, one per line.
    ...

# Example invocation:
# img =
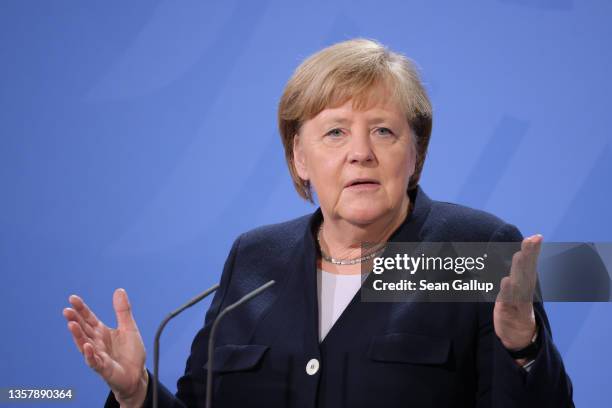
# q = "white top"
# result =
<box><xmin>316</xmin><ymin>269</ymin><xmax>368</xmax><ymax>342</ymax></box>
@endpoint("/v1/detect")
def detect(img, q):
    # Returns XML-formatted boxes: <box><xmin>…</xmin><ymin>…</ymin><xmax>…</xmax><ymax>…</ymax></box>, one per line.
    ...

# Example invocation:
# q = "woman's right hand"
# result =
<box><xmin>63</xmin><ymin>288</ymin><xmax>148</xmax><ymax>407</ymax></box>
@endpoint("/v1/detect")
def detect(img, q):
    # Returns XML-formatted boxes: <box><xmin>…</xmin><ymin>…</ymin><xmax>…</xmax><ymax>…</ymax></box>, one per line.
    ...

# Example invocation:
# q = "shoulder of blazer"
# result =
<box><xmin>211</xmin><ymin>214</ymin><xmax>315</xmax><ymax>334</ymax></box>
<box><xmin>423</xmin><ymin>199</ymin><xmax>523</xmax><ymax>242</ymax></box>
<box><xmin>226</xmin><ymin>212</ymin><xmax>315</xmax><ymax>290</ymax></box>
<box><xmin>237</xmin><ymin>212</ymin><xmax>313</xmax><ymax>257</ymax></box>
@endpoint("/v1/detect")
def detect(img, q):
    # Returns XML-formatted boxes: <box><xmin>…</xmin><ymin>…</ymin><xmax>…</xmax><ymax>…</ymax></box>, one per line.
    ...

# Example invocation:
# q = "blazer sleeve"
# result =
<box><xmin>104</xmin><ymin>234</ymin><xmax>243</xmax><ymax>408</ymax></box>
<box><xmin>476</xmin><ymin>223</ymin><xmax>575</xmax><ymax>408</ymax></box>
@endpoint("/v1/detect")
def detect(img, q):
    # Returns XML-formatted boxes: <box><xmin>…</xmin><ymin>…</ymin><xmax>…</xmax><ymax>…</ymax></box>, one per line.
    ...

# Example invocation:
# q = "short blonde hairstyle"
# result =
<box><xmin>278</xmin><ymin>38</ymin><xmax>433</xmax><ymax>203</ymax></box>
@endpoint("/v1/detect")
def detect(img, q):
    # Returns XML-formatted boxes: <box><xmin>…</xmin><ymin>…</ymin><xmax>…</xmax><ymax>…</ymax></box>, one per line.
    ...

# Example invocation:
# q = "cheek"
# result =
<box><xmin>309</xmin><ymin>153</ymin><xmax>334</xmax><ymax>179</ymax></box>
<box><xmin>378</xmin><ymin>151</ymin><xmax>414</xmax><ymax>201</ymax></box>
<box><xmin>308</xmin><ymin>153</ymin><xmax>344</xmax><ymax>193</ymax></box>
<box><xmin>387</xmin><ymin>148</ymin><xmax>415</xmax><ymax>181</ymax></box>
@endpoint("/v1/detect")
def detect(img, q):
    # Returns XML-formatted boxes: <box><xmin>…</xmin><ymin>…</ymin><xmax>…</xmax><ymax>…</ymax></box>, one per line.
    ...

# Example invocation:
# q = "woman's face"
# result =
<box><xmin>293</xmin><ymin>89</ymin><xmax>416</xmax><ymax>226</ymax></box>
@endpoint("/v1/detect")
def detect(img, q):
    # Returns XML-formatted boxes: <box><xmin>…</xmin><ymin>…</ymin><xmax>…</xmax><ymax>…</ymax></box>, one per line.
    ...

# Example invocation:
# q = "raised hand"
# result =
<box><xmin>63</xmin><ymin>288</ymin><xmax>148</xmax><ymax>407</ymax></box>
<box><xmin>494</xmin><ymin>234</ymin><xmax>543</xmax><ymax>353</ymax></box>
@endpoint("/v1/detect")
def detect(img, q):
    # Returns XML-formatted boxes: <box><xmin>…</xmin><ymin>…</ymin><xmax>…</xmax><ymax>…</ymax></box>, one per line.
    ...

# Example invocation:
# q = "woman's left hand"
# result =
<box><xmin>493</xmin><ymin>234</ymin><xmax>543</xmax><ymax>351</ymax></box>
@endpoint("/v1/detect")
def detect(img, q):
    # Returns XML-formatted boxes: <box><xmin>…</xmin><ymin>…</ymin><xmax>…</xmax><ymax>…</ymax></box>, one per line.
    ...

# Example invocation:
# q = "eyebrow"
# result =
<box><xmin>321</xmin><ymin>118</ymin><xmax>350</xmax><ymax>128</ymax></box>
<box><xmin>321</xmin><ymin>116</ymin><xmax>398</xmax><ymax>127</ymax></box>
<box><xmin>367</xmin><ymin>116</ymin><xmax>397</xmax><ymax>125</ymax></box>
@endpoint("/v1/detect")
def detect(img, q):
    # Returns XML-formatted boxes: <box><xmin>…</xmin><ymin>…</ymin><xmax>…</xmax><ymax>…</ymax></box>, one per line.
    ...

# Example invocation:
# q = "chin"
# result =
<box><xmin>340</xmin><ymin>203</ymin><xmax>388</xmax><ymax>226</ymax></box>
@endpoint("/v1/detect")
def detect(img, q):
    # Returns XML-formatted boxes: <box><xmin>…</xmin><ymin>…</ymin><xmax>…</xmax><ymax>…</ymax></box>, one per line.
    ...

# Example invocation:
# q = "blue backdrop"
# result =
<box><xmin>1</xmin><ymin>1</ymin><xmax>611</xmax><ymax>406</ymax></box>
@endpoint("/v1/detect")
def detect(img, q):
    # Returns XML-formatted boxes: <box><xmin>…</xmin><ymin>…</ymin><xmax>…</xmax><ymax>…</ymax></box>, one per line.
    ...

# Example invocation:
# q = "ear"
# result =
<box><xmin>293</xmin><ymin>135</ymin><xmax>309</xmax><ymax>181</ymax></box>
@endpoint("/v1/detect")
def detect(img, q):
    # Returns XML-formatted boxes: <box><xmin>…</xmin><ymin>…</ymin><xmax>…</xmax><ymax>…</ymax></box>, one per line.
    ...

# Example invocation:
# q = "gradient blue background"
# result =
<box><xmin>1</xmin><ymin>1</ymin><xmax>611</xmax><ymax>406</ymax></box>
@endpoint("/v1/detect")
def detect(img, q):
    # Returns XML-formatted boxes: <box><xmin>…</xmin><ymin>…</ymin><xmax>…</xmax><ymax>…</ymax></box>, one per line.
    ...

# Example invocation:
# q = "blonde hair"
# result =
<box><xmin>278</xmin><ymin>38</ymin><xmax>433</xmax><ymax>202</ymax></box>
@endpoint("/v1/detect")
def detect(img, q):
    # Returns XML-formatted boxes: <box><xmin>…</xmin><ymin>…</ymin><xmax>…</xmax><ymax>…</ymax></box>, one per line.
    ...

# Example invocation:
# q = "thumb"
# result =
<box><xmin>113</xmin><ymin>288</ymin><xmax>137</xmax><ymax>331</ymax></box>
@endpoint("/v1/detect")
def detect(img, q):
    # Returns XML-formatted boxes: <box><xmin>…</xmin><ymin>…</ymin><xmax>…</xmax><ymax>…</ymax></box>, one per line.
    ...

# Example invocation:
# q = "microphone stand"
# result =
<box><xmin>206</xmin><ymin>280</ymin><xmax>276</xmax><ymax>408</ymax></box>
<box><xmin>153</xmin><ymin>283</ymin><xmax>220</xmax><ymax>408</ymax></box>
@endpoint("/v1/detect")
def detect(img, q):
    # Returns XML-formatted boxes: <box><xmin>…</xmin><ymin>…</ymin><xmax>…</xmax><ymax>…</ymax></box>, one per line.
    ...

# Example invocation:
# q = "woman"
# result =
<box><xmin>63</xmin><ymin>38</ymin><xmax>574</xmax><ymax>407</ymax></box>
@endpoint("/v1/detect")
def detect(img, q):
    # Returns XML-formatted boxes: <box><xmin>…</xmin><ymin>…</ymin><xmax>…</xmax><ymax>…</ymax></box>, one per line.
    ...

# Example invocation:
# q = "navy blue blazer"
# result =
<box><xmin>105</xmin><ymin>186</ymin><xmax>574</xmax><ymax>408</ymax></box>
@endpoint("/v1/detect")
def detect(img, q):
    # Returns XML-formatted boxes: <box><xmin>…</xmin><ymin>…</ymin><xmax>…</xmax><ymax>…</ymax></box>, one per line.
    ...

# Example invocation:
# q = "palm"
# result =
<box><xmin>103</xmin><ymin>324</ymin><xmax>145</xmax><ymax>394</ymax></box>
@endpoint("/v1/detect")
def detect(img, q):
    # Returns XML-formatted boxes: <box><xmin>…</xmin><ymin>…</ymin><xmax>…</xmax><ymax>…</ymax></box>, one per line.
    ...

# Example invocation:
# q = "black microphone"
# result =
<box><xmin>206</xmin><ymin>280</ymin><xmax>276</xmax><ymax>408</ymax></box>
<box><xmin>153</xmin><ymin>283</ymin><xmax>220</xmax><ymax>408</ymax></box>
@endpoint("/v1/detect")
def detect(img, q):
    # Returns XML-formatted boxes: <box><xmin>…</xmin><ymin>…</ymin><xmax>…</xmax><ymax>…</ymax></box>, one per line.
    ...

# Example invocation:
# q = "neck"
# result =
<box><xmin>318</xmin><ymin>195</ymin><xmax>410</xmax><ymax>266</ymax></box>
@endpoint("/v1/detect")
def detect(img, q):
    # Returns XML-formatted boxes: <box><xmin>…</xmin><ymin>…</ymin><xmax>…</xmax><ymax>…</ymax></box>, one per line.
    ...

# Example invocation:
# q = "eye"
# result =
<box><xmin>375</xmin><ymin>127</ymin><xmax>394</xmax><ymax>136</ymax></box>
<box><xmin>325</xmin><ymin>128</ymin><xmax>344</xmax><ymax>138</ymax></box>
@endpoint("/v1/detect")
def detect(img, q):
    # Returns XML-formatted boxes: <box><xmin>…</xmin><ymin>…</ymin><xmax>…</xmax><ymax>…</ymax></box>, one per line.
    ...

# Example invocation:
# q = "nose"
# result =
<box><xmin>347</xmin><ymin>131</ymin><xmax>375</xmax><ymax>165</ymax></box>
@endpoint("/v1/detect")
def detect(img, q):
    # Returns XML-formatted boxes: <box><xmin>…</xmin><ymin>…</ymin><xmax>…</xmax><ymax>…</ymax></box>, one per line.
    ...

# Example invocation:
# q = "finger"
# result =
<box><xmin>515</xmin><ymin>235</ymin><xmax>542</xmax><ymax>299</ymax></box>
<box><xmin>509</xmin><ymin>249</ymin><xmax>527</xmax><ymax>283</ymax></box>
<box><xmin>64</xmin><ymin>304</ymin><xmax>100</xmax><ymax>341</ymax></box>
<box><xmin>508</xmin><ymin>244</ymin><xmax>534</xmax><ymax>302</ymax></box>
<box><xmin>524</xmin><ymin>234</ymin><xmax>543</xmax><ymax>272</ymax></box>
<box><xmin>496</xmin><ymin>276</ymin><xmax>515</xmax><ymax>304</ymax></box>
<box><xmin>95</xmin><ymin>349</ymin><xmax>116</xmax><ymax>381</ymax></box>
<box><xmin>64</xmin><ymin>311</ymin><xmax>96</xmax><ymax>351</ymax></box>
<box><xmin>68</xmin><ymin>295</ymin><xmax>103</xmax><ymax>328</ymax></box>
<box><xmin>505</xmin><ymin>251</ymin><xmax>523</xmax><ymax>298</ymax></box>
<box><xmin>84</xmin><ymin>343</ymin><xmax>117</xmax><ymax>381</ymax></box>
<box><xmin>66</xmin><ymin>321</ymin><xmax>84</xmax><ymax>353</ymax></box>
<box><xmin>113</xmin><ymin>288</ymin><xmax>137</xmax><ymax>331</ymax></box>
<box><xmin>66</xmin><ymin>321</ymin><xmax>94</xmax><ymax>354</ymax></box>
<box><xmin>524</xmin><ymin>235</ymin><xmax>542</xmax><ymax>285</ymax></box>
<box><xmin>83</xmin><ymin>342</ymin><xmax>104</xmax><ymax>374</ymax></box>
<box><xmin>63</xmin><ymin>307</ymin><xmax>97</xmax><ymax>340</ymax></box>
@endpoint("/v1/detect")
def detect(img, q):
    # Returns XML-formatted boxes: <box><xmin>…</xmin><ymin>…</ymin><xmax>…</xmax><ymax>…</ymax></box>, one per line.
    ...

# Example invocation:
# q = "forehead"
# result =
<box><xmin>313</xmin><ymin>95</ymin><xmax>405</xmax><ymax>124</ymax></box>
<box><xmin>316</xmin><ymin>80</ymin><xmax>404</xmax><ymax>116</ymax></box>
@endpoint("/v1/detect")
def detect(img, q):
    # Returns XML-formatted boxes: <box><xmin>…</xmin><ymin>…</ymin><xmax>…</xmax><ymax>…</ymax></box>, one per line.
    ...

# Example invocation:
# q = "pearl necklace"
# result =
<box><xmin>316</xmin><ymin>222</ymin><xmax>387</xmax><ymax>265</ymax></box>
